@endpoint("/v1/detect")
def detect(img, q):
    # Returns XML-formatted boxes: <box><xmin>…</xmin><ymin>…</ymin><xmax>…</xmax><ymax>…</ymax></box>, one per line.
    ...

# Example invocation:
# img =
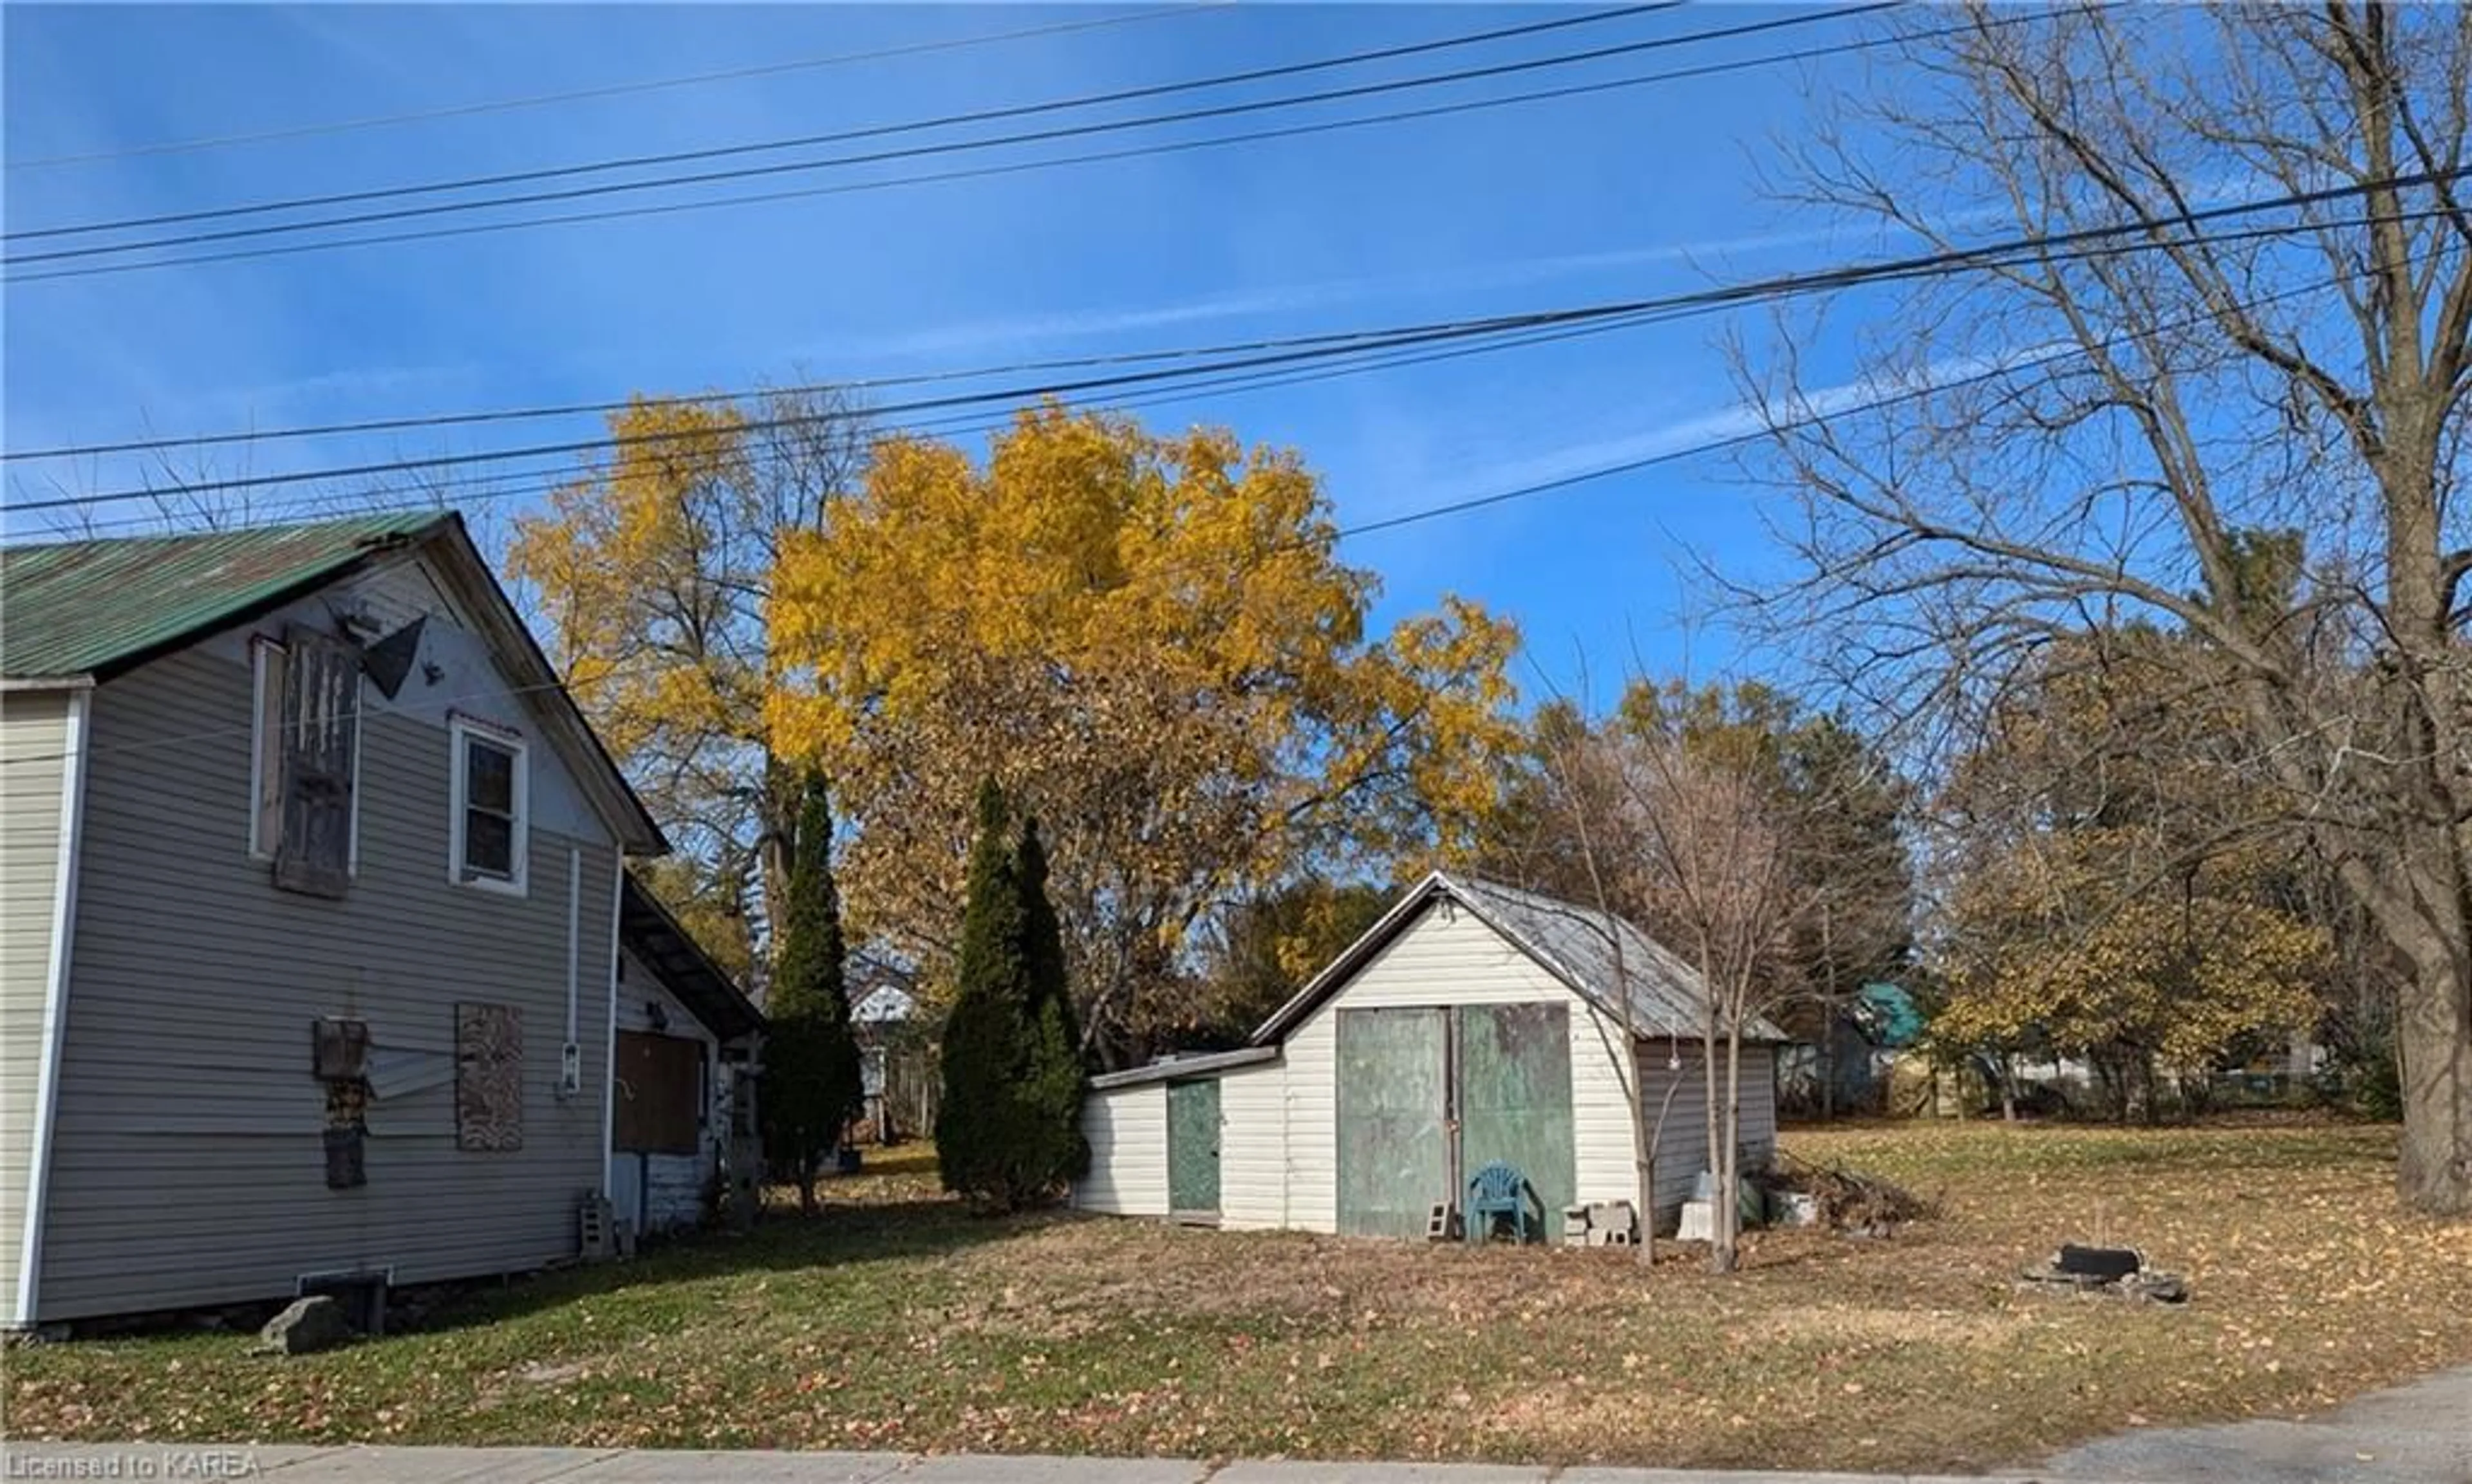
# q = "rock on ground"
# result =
<box><xmin>251</xmin><ymin>1295</ymin><xmax>356</xmax><ymax>1356</ymax></box>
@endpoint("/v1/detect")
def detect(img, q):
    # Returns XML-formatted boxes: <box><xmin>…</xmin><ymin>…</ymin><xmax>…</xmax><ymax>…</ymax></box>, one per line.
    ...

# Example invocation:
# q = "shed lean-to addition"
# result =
<box><xmin>1073</xmin><ymin>873</ymin><xmax>1786</xmax><ymax>1236</ymax></box>
<box><xmin>0</xmin><ymin>514</ymin><xmax>668</xmax><ymax>1328</ymax></box>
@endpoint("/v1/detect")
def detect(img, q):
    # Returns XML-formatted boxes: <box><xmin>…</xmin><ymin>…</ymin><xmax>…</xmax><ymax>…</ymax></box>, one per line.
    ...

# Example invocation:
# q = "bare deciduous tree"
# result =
<box><xmin>1529</xmin><ymin>678</ymin><xmax>1821</xmax><ymax>1274</ymax></box>
<box><xmin>1741</xmin><ymin>2</ymin><xmax>2472</xmax><ymax>1213</ymax></box>
<box><xmin>1616</xmin><ymin>726</ymin><xmax>1810</xmax><ymax>1273</ymax></box>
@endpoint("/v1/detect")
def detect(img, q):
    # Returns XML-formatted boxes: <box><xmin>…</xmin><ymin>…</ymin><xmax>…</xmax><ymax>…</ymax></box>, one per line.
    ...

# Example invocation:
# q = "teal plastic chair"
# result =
<box><xmin>1465</xmin><ymin>1161</ymin><xmax>1533</xmax><ymax>1244</ymax></box>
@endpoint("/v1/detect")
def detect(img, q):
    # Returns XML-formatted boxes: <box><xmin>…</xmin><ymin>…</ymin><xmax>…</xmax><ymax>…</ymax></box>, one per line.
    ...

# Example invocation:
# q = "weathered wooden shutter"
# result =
<box><xmin>273</xmin><ymin>624</ymin><xmax>359</xmax><ymax>898</ymax></box>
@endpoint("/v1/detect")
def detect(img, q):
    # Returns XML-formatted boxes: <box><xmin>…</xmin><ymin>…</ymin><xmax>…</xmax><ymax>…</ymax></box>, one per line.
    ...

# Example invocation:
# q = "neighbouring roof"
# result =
<box><xmin>1</xmin><ymin>512</ymin><xmax>442</xmax><ymax>681</ymax></box>
<box><xmin>620</xmin><ymin>873</ymin><xmax>763</xmax><ymax>1044</ymax></box>
<box><xmin>0</xmin><ymin>512</ymin><xmax>666</xmax><ymax>854</ymax></box>
<box><xmin>852</xmin><ymin>984</ymin><xmax>916</xmax><ymax>1026</ymax></box>
<box><xmin>1251</xmin><ymin>871</ymin><xmax>1790</xmax><ymax>1046</ymax></box>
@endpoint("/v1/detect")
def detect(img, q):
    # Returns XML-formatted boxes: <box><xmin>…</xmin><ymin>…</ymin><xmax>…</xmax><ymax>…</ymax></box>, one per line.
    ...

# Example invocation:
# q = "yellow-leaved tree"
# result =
<box><xmin>1931</xmin><ymin>627</ymin><xmax>2329</xmax><ymax>1120</ymax></box>
<box><xmin>509</xmin><ymin>387</ymin><xmax>870</xmax><ymax>975</ymax></box>
<box><xmin>769</xmin><ymin>405</ymin><xmax>1520</xmax><ymax>1065</ymax></box>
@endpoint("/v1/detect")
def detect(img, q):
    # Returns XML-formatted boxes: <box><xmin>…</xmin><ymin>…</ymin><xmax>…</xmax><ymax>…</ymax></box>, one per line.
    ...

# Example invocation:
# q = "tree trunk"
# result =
<box><xmin>757</xmin><ymin>756</ymin><xmax>799</xmax><ymax>973</ymax></box>
<box><xmin>1999</xmin><ymin>1053</ymin><xmax>2017</xmax><ymax>1124</ymax></box>
<box><xmin>1710</xmin><ymin>1018</ymin><xmax>1745</xmax><ymax>1275</ymax></box>
<box><xmin>2393</xmin><ymin>920</ymin><xmax>2472</xmax><ymax>1216</ymax></box>
<box><xmin>1819</xmin><ymin>1026</ymin><xmax>1837</xmax><ymax>1123</ymax></box>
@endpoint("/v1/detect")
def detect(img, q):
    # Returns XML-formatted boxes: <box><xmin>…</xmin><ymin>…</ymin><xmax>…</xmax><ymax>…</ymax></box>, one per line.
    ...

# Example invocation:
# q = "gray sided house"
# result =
<box><xmin>0</xmin><ymin>514</ymin><xmax>666</xmax><ymax>1328</ymax></box>
<box><xmin>612</xmin><ymin>874</ymin><xmax>763</xmax><ymax>1234</ymax></box>
<box><xmin>1074</xmin><ymin>872</ymin><xmax>1786</xmax><ymax>1237</ymax></box>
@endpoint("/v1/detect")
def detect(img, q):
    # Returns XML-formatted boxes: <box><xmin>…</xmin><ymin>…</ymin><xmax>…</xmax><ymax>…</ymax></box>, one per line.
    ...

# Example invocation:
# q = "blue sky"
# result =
<box><xmin>3</xmin><ymin>3</ymin><xmax>1906</xmax><ymax>697</ymax></box>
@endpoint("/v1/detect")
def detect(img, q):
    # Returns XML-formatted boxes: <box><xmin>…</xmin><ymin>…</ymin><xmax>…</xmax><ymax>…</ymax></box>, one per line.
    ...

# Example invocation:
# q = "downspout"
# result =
<box><xmin>565</xmin><ymin>847</ymin><xmax>582</xmax><ymax>1059</ymax></box>
<box><xmin>601</xmin><ymin>860</ymin><xmax>623</xmax><ymax>1201</ymax></box>
<box><xmin>17</xmin><ymin>686</ymin><xmax>92</xmax><ymax>1329</ymax></box>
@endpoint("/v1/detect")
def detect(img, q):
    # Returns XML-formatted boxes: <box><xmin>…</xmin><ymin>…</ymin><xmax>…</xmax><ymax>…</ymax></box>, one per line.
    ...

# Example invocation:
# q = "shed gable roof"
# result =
<box><xmin>1250</xmin><ymin>871</ymin><xmax>1788</xmax><ymax>1046</ymax></box>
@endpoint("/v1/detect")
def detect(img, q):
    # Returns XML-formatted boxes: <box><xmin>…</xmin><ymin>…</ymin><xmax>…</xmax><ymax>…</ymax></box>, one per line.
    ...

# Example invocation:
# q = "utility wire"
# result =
<box><xmin>41</xmin><ymin>203</ymin><xmax>2449</xmax><ymax>542</ymax></box>
<box><xmin>6</xmin><ymin>6</ymin><xmax>1887</xmax><ymax>267</ymax></box>
<box><xmin>8</xmin><ymin>5</ymin><xmax>1680</xmax><ymax>240</ymax></box>
<box><xmin>3</xmin><ymin>5</ymin><xmax>1233</xmax><ymax>172</ymax></box>
<box><xmin>14</xmin><ymin>172</ymin><xmax>2459</xmax><ymax>512</ymax></box>
<box><xmin>5</xmin><ymin>253</ymin><xmax>2401</xmax><ymax>766</ymax></box>
<box><xmin>42</xmin><ymin>308</ymin><xmax>1705</xmax><ymax>539</ymax></box>
<box><xmin>1</xmin><ymin>10</ymin><xmax>1984</xmax><ymax>287</ymax></box>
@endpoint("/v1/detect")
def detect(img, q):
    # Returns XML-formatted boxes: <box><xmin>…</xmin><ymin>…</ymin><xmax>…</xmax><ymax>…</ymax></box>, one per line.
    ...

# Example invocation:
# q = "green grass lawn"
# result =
<box><xmin>8</xmin><ymin>1121</ymin><xmax>2469</xmax><ymax>1472</ymax></box>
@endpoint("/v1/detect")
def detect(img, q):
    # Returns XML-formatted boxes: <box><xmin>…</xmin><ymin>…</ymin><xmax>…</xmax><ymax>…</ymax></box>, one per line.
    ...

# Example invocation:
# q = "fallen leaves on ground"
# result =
<box><xmin>7</xmin><ymin>1122</ymin><xmax>2467</xmax><ymax>1472</ymax></box>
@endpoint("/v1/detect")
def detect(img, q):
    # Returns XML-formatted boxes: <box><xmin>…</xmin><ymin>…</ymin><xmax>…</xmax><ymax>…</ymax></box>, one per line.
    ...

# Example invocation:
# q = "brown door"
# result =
<box><xmin>614</xmin><ymin>1030</ymin><xmax>703</xmax><ymax>1155</ymax></box>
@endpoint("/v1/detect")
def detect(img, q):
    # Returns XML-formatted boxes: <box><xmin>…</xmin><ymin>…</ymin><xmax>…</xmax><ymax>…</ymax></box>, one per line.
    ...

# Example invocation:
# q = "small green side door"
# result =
<box><xmin>1167</xmin><ymin>1079</ymin><xmax>1222</xmax><ymax>1217</ymax></box>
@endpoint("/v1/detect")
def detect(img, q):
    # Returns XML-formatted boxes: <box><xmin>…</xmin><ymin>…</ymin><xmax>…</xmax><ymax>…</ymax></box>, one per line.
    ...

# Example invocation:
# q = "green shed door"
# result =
<box><xmin>1456</xmin><ymin>1003</ymin><xmax>1575</xmax><ymax>1227</ymax></box>
<box><xmin>1336</xmin><ymin>1008</ymin><xmax>1450</xmax><ymax>1237</ymax></box>
<box><xmin>1168</xmin><ymin>1079</ymin><xmax>1222</xmax><ymax>1216</ymax></box>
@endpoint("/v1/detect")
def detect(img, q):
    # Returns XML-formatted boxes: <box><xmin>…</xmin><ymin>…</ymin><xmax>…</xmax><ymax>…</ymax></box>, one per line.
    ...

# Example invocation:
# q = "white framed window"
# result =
<box><xmin>449</xmin><ymin>716</ymin><xmax>529</xmax><ymax>896</ymax></box>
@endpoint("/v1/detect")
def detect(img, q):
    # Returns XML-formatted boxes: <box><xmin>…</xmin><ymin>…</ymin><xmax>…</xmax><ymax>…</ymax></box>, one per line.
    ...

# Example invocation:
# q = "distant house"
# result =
<box><xmin>1073</xmin><ymin>871</ymin><xmax>1786</xmax><ymax>1237</ymax></box>
<box><xmin>0</xmin><ymin>514</ymin><xmax>668</xmax><ymax>1329</ymax></box>
<box><xmin>611</xmin><ymin>873</ymin><xmax>763</xmax><ymax>1234</ymax></box>
<box><xmin>851</xmin><ymin>969</ymin><xmax>925</xmax><ymax>1144</ymax></box>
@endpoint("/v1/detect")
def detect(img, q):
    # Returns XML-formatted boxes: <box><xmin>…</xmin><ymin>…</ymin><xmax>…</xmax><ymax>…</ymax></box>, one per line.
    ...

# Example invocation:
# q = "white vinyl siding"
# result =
<box><xmin>0</xmin><ymin>692</ymin><xmax>72</xmax><ymax>1324</ymax></box>
<box><xmin>1216</xmin><ymin>1061</ymin><xmax>1286</xmax><ymax>1230</ymax></box>
<box><xmin>1278</xmin><ymin>903</ymin><xmax>1640</xmax><ymax>1234</ymax></box>
<box><xmin>30</xmin><ymin>621</ymin><xmax>621</xmax><ymax>1322</ymax></box>
<box><xmin>1075</xmin><ymin>1082</ymin><xmax>1168</xmax><ymax>1216</ymax></box>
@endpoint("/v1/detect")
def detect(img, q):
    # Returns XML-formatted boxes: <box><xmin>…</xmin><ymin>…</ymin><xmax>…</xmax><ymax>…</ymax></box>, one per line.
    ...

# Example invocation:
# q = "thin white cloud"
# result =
<box><xmin>1358</xmin><ymin>344</ymin><xmax>2040</xmax><ymax>528</ymax></box>
<box><xmin>837</xmin><ymin>222</ymin><xmax>1861</xmax><ymax>363</ymax></box>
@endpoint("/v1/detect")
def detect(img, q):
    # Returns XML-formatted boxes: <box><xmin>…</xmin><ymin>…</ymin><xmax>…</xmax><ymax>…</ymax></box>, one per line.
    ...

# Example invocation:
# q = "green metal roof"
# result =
<box><xmin>0</xmin><ymin>512</ymin><xmax>447</xmax><ymax>680</ymax></box>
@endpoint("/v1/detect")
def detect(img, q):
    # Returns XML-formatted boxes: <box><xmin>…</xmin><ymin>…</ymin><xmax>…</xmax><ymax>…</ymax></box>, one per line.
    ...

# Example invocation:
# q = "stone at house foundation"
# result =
<box><xmin>251</xmin><ymin>1295</ymin><xmax>355</xmax><ymax>1356</ymax></box>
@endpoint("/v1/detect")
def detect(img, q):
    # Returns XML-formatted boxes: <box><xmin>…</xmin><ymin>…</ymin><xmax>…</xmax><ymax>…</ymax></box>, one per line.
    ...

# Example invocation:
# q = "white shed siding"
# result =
<box><xmin>0</xmin><ymin>691</ymin><xmax>72</xmax><ymax>1324</ymax></box>
<box><xmin>1634</xmin><ymin>1043</ymin><xmax>1711</xmax><ymax>1223</ymax></box>
<box><xmin>612</xmin><ymin>949</ymin><xmax>722</xmax><ymax>1234</ymax></box>
<box><xmin>1215</xmin><ymin>1061</ymin><xmax>1286</xmax><ymax>1230</ymax></box>
<box><xmin>1634</xmin><ymin>1039</ymin><xmax>1779</xmax><ymax>1226</ymax></box>
<box><xmin>1076</xmin><ymin>1082</ymin><xmax>1168</xmax><ymax>1216</ymax></box>
<box><xmin>1279</xmin><ymin>903</ymin><xmax>1642</xmax><ymax>1234</ymax></box>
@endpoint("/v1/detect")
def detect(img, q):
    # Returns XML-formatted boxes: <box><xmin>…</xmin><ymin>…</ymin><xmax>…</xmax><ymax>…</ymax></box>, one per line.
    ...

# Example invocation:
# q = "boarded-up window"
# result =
<box><xmin>250</xmin><ymin>638</ymin><xmax>287</xmax><ymax>858</ymax></box>
<box><xmin>613</xmin><ymin>1031</ymin><xmax>702</xmax><ymax>1155</ymax></box>
<box><xmin>455</xmin><ymin>1002</ymin><xmax>524</xmax><ymax>1151</ymax></box>
<box><xmin>273</xmin><ymin>624</ymin><xmax>359</xmax><ymax>898</ymax></box>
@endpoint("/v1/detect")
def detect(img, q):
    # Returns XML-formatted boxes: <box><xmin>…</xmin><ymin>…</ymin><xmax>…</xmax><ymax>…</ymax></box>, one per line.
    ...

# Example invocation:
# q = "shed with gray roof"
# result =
<box><xmin>1072</xmin><ymin>871</ymin><xmax>1784</xmax><ymax>1238</ymax></box>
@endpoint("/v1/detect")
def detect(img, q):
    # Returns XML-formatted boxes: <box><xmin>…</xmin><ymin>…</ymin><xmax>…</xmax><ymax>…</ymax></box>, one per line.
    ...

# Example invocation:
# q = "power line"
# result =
<box><xmin>5</xmin><ymin>253</ymin><xmax>2397</xmax><ymax>768</ymax></box>
<box><xmin>2</xmin><ymin>5</ymin><xmax>1233</xmax><ymax>173</ymax></box>
<box><xmin>9</xmin><ymin>312</ymin><xmax>1647</xmax><ymax>462</ymax></box>
<box><xmin>5</xmin><ymin>5</ymin><xmax>1689</xmax><ymax>243</ymax></box>
<box><xmin>14</xmin><ymin>176</ymin><xmax>2458</xmax><ymax>512</ymax></box>
<box><xmin>0</xmin><ymin>11</ymin><xmax>1977</xmax><ymax>287</ymax></box>
<box><xmin>45</xmin><ymin>308</ymin><xmax>1703</xmax><ymax>539</ymax></box>
<box><xmin>6</xmin><ymin>6</ymin><xmax>1887</xmax><ymax>267</ymax></box>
